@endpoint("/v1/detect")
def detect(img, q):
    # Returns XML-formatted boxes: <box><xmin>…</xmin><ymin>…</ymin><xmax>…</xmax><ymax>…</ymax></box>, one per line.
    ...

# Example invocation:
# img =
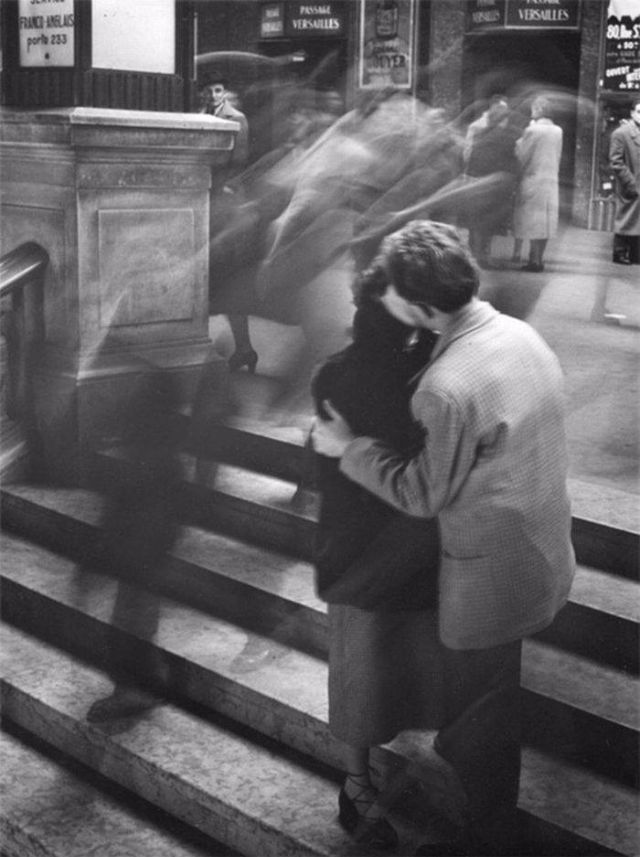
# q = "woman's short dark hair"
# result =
<box><xmin>375</xmin><ymin>220</ymin><xmax>479</xmax><ymax>313</ymax></box>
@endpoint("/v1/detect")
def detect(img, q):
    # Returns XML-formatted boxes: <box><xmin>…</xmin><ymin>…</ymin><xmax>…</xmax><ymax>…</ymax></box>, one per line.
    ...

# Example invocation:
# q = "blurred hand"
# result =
<box><xmin>311</xmin><ymin>400</ymin><xmax>355</xmax><ymax>458</ymax></box>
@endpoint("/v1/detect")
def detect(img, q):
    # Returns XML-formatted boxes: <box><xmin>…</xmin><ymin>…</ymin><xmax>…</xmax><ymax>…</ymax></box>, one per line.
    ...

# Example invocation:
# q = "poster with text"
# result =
<box><xmin>604</xmin><ymin>0</ymin><xmax>640</xmax><ymax>91</ymax></box>
<box><xmin>18</xmin><ymin>0</ymin><xmax>75</xmax><ymax>67</ymax></box>
<box><xmin>359</xmin><ymin>0</ymin><xmax>415</xmax><ymax>89</ymax></box>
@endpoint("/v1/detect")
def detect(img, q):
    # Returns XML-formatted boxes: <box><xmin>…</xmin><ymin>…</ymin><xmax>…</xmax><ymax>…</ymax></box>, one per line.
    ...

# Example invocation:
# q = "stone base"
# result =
<box><xmin>32</xmin><ymin>342</ymin><xmax>228</xmax><ymax>485</ymax></box>
<box><xmin>0</xmin><ymin>420</ymin><xmax>29</xmax><ymax>484</ymax></box>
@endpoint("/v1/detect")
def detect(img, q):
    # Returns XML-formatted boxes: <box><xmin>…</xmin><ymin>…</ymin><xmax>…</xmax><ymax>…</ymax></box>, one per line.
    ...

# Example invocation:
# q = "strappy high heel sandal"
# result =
<box><xmin>338</xmin><ymin>772</ymin><xmax>398</xmax><ymax>850</ymax></box>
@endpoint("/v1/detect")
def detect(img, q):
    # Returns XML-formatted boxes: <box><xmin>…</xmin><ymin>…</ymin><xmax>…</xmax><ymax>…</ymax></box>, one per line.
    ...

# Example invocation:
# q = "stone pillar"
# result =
<box><xmin>0</xmin><ymin>107</ymin><xmax>237</xmax><ymax>481</ymax></box>
<box><xmin>428</xmin><ymin>0</ymin><xmax>466</xmax><ymax>118</ymax></box>
<box><xmin>573</xmin><ymin>0</ymin><xmax>605</xmax><ymax>228</ymax></box>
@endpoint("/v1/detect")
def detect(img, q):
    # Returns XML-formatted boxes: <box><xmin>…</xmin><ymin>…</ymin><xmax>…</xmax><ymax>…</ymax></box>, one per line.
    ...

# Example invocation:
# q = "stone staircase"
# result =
<box><xmin>1</xmin><ymin>419</ymin><xmax>639</xmax><ymax>856</ymax></box>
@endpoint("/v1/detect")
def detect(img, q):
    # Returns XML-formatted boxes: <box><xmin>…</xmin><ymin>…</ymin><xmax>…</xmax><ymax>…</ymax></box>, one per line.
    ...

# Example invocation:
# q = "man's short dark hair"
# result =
<box><xmin>631</xmin><ymin>96</ymin><xmax>640</xmax><ymax>112</ymax></box>
<box><xmin>377</xmin><ymin>220</ymin><xmax>480</xmax><ymax>313</ymax></box>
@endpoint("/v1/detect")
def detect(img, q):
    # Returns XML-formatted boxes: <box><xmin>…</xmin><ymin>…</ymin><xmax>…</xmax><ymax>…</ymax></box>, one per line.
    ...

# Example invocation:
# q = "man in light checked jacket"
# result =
<box><xmin>312</xmin><ymin>219</ymin><xmax>576</xmax><ymax>856</ymax></box>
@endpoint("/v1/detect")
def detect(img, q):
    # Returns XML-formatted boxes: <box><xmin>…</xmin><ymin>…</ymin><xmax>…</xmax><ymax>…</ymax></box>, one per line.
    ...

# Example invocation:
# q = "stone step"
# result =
<box><xmin>90</xmin><ymin>450</ymin><xmax>316</xmax><ymax>559</ymax></box>
<box><xmin>187</xmin><ymin>416</ymin><xmax>309</xmax><ymax>486</ymax></box>
<box><xmin>0</xmin><ymin>728</ymin><xmax>234</xmax><ymax>857</ymax></box>
<box><xmin>3</xmin><ymin>479</ymin><xmax>638</xmax><ymax>676</ymax></box>
<box><xmin>0</xmin><ymin>549</ymin><xmax>635</xmax><ymax>856</ymax></box>
<box><xmin>184</xmin><ymin>419</ymin><xmax>640</xmax><ymax>581</ymax></box>
<box><xmin>2</xmin><ymin>525</ymin><xmax>638</xmax><ymax>792</ymax></box>
<box><xmin>0</xmin><ymin>623</ymin><xmax>446</xmax><ymax>857</ymax></box>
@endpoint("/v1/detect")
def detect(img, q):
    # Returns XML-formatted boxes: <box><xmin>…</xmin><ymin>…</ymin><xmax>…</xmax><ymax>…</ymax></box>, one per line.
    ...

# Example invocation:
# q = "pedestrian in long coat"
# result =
<box><xmin>610</xmin><ymin>96</ymin><xmax>640</xmax><ymax>265</ymax></box>
<box><xmin>512</xmin><ymin>96</ymin><xmax>563</xmax><ymax>272</ymax></box>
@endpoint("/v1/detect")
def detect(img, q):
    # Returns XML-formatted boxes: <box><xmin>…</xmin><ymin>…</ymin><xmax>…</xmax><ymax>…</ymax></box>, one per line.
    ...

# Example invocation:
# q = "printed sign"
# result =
<box><xmin>261</xmin><ymin>3</ymin><xmax>285</xmax><ymax>38</ymax></box>
<box><xmin>285</xmin><ymin>3</ymin><xmax>345</xmax><ymax>37</ymax></box>
<box><xmin>359</xmin><ymin>0</ymin><xmax>415</xmax><ymax>89</ymax></box>
<box><xmin>505</xmin><ymin>0</ymin><xmax>580</xmax><ymax>28</ymax></box>
<box><xmin>18</xmin><ymin>0</ymin><xmax>75</xmax><ymax>67</ymax></box>
<box><xmin>467</xmin><ymin>0</ymin><xmax>580</xmax><ymax>31</ymax></box>
<box><xmin>603</xmin><ymin>0</ymin><xmax>640</xmax><ymax>91</ymax></box>
<box><xmin>467</xmin><ymin>0</ymin><xmax>506</xmax><ymax>29</ymax></box>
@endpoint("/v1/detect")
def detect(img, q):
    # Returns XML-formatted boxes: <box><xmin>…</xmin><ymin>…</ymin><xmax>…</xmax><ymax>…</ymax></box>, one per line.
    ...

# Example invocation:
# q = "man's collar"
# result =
<box><xmin>429</xmin><ymin>299</ymin><xmax>497</xmax><ymax>362</ymax></box>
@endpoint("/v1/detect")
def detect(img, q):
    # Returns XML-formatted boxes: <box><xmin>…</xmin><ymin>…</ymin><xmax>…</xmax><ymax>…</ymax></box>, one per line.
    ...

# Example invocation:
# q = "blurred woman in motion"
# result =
<box><xmin>86</xmin><ymin>367</ymin><xmax>183</xmax><ymax>722</ymax></box>
<box><xmin>258</xmin><ymin>91</ymin><xmax>464</xmax><ymax>420</ymax></box>
<box><xmin>512</xmin><ymin>95</ymin><xmax>563</xmax><ymax>272</ymax></box>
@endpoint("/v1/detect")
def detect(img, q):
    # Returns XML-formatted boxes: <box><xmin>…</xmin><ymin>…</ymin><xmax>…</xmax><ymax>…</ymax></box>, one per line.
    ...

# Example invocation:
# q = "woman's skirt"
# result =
<box><xmin>328</xmin><ymin>604</ymin><xmax>447</xmax><ymax>747</ymax></box>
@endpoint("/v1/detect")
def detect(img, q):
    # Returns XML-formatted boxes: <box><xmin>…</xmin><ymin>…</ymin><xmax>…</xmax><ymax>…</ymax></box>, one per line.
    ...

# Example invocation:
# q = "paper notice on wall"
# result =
<box><xmin>604</xmin><ymin>0</ymin><xmax>640</xmax><ymax>91</ymax></box>
<box><xmin>359</xmin><ymin>0</ymin><xmax>415</xmax><ymax>89</ymax></box>
<box><xmin>18</xmin><ymin>0</ymin><xmax>74</xmax><ymax>67</ymax></box>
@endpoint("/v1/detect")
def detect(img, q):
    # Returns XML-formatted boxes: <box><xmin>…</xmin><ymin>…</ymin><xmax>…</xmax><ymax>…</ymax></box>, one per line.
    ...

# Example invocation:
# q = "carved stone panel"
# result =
<box><xmin>97</xmin><ymin>208</ymin><xmax>195</xmax><ymax>328</ymax></box>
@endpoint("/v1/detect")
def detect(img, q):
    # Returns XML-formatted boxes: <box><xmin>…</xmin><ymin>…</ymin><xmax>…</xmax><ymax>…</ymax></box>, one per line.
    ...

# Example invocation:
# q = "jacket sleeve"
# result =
<box><xmin>515</xmin><ymin>126</ymin><xmax>533</xmax><ymax>170</ymax></box>
<box><xmin>339</xmin><ymin>386</ymin><xmax>470</xmax><ymax>519</ymax></box>
<box><xmin>610</xmin><ymin>129</ymin><xmax>638</xmax><ymax>197</ymax></box>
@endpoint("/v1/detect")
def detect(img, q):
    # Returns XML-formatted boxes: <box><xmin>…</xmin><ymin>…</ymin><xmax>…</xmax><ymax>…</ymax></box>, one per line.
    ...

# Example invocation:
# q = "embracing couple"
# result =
<box><xmin>311</xmin><ymin>220</ymin><xmax>576</xmax><ymax>856</ymax></box>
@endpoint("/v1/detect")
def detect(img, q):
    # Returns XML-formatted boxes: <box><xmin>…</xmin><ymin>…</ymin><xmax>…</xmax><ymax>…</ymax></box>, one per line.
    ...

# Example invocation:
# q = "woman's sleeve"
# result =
<box><xmin>339</xmin><ymin>387</ymin><xmax>469</xmax><ymax>519</ymax></box>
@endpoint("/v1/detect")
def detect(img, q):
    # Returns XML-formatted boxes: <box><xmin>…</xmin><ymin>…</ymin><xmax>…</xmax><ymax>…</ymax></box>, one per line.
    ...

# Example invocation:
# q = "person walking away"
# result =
<box><xmin>463</xmin><ymin>95</ymin><xmax>518</xmax><ymax>268</ymax></box>
<box><xmin>512</xmin><ymin>95</ymin><xmax>563</xmax><ymax>272</ymax></box>
<box><xmin>312</xmin><ymin>220</ymin><xmax>576</xmax><ymax>856</ymax></box>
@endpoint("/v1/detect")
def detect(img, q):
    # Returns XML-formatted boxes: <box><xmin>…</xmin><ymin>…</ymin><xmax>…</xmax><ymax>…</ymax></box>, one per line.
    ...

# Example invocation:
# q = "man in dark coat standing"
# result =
<box><xmin>610</xmin><ymin>96</ymin><xmax>640</xmax><ymax>265</ymax></box>
<box><xmin>199</xmin><ymin>76</ymin><xmax>249</xmax><ymax>169</ymax></box>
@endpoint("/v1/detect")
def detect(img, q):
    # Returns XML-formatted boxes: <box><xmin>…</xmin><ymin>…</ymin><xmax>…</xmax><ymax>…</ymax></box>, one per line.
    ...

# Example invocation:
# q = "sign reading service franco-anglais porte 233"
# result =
<box><xmin>18</xmin><ymin>0</ymin><xmax>74</xmax><ymax>67</ymax></box>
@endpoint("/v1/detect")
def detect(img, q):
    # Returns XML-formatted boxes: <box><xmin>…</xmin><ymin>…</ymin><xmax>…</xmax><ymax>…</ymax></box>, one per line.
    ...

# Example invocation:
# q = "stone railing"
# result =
<box><xmin>0</xmin><ymin>241</ymin><xmax>48</xmax><ymax>481</ymax></box>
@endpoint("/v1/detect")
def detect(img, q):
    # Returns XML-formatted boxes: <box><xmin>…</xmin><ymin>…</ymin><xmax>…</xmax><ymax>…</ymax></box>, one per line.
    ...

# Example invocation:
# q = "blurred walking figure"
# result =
<box><xmin>86</xmin><ymin>368</ymin><xmax>183</xmax><ymax>722</ymax></box>
<box><xmin>463</xmin><ymin>95</ymin><xmax>518</xmax><ymax>268</ymax></box>
<box><xmin>610</xmin><ymin>96</ymin><xmax>640</xmax><ymax>266</ymax></box>
<box><xmin>512</xmin><ymin>95</ymin><xmax>563</xmax><ymax>272</ymax></box>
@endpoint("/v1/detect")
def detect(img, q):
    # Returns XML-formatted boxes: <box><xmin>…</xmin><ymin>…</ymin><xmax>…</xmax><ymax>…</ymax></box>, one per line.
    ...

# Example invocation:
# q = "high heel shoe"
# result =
<box><xmin>228</xmin><ymin>348</ymin><xmax>258</xmax><ymax>374</ymax></box>
<box><xmin>338</xmin><ymin>776</ymin><xmax>398</xmax><ymax>850</ymax></box>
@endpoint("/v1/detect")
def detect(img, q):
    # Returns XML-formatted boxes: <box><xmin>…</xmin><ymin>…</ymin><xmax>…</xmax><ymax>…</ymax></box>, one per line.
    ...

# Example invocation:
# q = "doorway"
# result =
<box><xmin>462</xmin><ymin>30</ymin><xmax>582</xmax><ymax>217</ymax></box>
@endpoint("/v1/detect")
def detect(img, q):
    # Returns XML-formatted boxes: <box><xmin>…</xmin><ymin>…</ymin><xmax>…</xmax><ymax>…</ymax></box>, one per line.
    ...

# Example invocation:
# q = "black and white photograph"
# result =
<box><xmin>0</xmin><ymin>1</ymin><xmax>638</xmax><ymax>855</ymax></box>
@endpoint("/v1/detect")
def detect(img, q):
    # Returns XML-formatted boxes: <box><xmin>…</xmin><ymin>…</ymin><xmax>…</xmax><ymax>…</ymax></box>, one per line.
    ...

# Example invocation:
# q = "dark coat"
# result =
<box><xmin>312</xmin><ymin>297</ymin><xmax>440</xmax><ymax>610</ymax></box>
<box><xmin>610</xmin><ymin>120</ymin><xmax>640</xmax><ymax>235</ymax></box>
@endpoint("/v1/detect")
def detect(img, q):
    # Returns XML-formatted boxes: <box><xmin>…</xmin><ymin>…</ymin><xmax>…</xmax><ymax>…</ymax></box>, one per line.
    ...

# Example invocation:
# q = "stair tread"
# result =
<box><xmin>520</xmin><ymin>746</ymin><xmax>639</xmax><ymax>857</ymax></box>
<box><xmin>2</xmin><ymin>611</ymin><xmax>638</xmax><ymax>856</ymax></box>
<box><xmin>0</xmin><ymin>623</ymin><xmax>440</xmax><ymax>857</ymax></box>
<box><xmin>0</xmin><ymin>531</ymin><xmax>329</xmax><ymax>724</ymax></box>
<box><xmin>522</xmin><ymin>638</ymin><xmax>639</xmax><ymax>729</ymax></box>
<box><xmin>2</xmin><ymin>528</ymin><xmax>638</xmax><ymax>733</ymax></box>
<box><xmin>0</xmin><ymin>730</ymin><xmax>225</xmax><ymax>857</ymax></box>
<box><xmin>3</xmin><ymin>483</ymin><xmax>638</xmax><ymax>623</ymax></box>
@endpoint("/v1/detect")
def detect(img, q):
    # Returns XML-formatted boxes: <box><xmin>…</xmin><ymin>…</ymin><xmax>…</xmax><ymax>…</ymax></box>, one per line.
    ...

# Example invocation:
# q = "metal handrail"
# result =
<box><xmin>0</xmin><ymin>241</ymin><xmax>49</xmax><ymax>298</ymax></box>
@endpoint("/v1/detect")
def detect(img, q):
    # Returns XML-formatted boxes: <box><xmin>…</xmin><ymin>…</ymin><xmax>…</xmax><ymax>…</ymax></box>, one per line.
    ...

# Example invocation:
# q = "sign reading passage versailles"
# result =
<box><xmin>467</xmin><ymin>0</ymin><xmax>581</xmax><ymax>31</ymax></box>
<box><xmin>18</xmin><ymin>0</ymin><xmax>74</xmax><ymax>66</ymax></box>
<box><xmin>603</xmin><ymin>0</ymin><xmax>640</xmax><ymax>91</ymax></box>
<box><xmin>261</xmin><ymin>3</ymin><xmax>346</xmax><ymax>39</ymax></box>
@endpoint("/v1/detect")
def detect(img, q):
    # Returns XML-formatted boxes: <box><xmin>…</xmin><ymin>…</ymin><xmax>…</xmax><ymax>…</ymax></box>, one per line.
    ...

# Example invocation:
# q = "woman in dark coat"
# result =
<box><xmin>312</xmin><ymin>266</ymin><xmax>443</xmax><ymax>849</ymax></box>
